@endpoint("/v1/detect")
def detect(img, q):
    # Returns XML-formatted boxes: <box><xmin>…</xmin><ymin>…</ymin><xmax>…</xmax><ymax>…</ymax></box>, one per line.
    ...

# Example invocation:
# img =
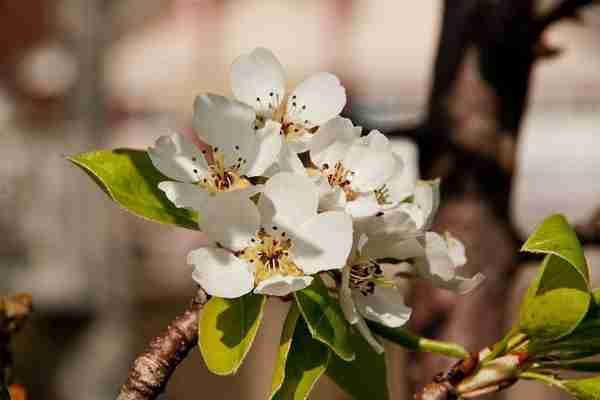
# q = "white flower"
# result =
<box><xmin>339</xmin><ymin>234</ymin><xmax>413</xmax><ymax>354</ymax></box>
<box><xmin>188</xmin><ymin>172</ymin><xmax>353</xmax><ymax>298</ymax></box>
<box><xmin>415</xmin><ymin>232</ymin><xmax>485</xmax><ymax>294</ymax></box>
<box><xmin>308</xmin><ymin>117</ymin><xmax>408</xmax><ymax>217</ymax></box>
<box><xmin>354</xmin><ymin>204</ymin><xmax>484</xmax><ymax>295</ymax></box>
<box><xmin>231</xmin><ymin>47</ymin><xmax>346</xmax><ymax>153</ymax></box>
<box><xmin>148</xmin><ymin>93</ymin><xmax>282</xmax><ymax>212</ymax></box>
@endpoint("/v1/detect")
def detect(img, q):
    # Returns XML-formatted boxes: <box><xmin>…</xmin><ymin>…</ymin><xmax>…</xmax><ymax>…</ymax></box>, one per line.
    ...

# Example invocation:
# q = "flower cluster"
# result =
<box><xmin>148</xmin><ymin>48</ymin><xmax>484</xmax><ymax>351</ymax></box>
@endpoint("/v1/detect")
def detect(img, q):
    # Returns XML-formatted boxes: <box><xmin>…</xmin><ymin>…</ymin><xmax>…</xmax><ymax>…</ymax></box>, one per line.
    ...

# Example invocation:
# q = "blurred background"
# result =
<box><xmin>0</xmin><ymin>1</ymin><xmax>599</xmax><ymax>399</ymax></box>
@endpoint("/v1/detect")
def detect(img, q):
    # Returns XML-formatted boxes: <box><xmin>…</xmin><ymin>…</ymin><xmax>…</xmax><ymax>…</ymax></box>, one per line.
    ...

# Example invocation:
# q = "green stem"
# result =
<box><xmin>367</xmin><ymin>322</ymin><xmax>469</xmax><ymax>359</ymax></box>
<box><xmin>506</xmin><ymin>333</ymin><xmax>528</xmax><ymax>352</ymax></box>
<box><xmin>482</xmin><ymin>327</ymin><xmax>523</xmax><ymax>363</ymax></box>
<box><xmin>519</xmin><ymin>371</ymin><xmax>564</xmax><ymax>389</ymax></box>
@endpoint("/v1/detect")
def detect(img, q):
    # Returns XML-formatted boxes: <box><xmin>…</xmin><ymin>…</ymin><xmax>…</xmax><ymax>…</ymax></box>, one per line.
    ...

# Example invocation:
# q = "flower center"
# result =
<box><xmin>198</xmin><ymin>150</ymin><xmax>250</xmax><ymax>193</ymax></box>
<box><xmin>321</xmin><ymin>162</ymin><xmax>358</xmax><ymax>201</ymax></box>
<box><xmin>349</xmin><ymin>261</ymin><xmax>384</xmax><ymax>296</ymax></box>
<box><xmin>253</xmin><ymin>92</ymin><xmax>314</xmax><ymax>141</ymax></box>
<box><xmin>374</xmin><ymin>184</ymin><xmax>392</xmax><ymax>206</ymax></box>
<box><xmin>238</xmin><ymin>227</ymin><xmax>303</xmax><ymax>284</ymax></box>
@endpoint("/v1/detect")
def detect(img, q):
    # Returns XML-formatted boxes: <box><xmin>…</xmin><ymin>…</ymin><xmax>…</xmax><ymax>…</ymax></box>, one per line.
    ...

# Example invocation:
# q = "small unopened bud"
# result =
<box><xmin>456</xmin><ymin>354</ymin><xmax>522</xmax><ymax>395</ymax></box>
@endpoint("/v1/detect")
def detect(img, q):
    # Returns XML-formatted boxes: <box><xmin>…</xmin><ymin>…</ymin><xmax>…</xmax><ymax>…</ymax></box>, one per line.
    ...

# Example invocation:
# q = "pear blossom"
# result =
<box><xmin>339</xmin><ymin>174</ymin><xmax>483</xmax><ymax>352</ymax></box>
<box><xmin>354</xmin><ymin>184</ymin><xmax>484</xmax><ymax>294</ymax></box>
<box><xmin>308</xmin><ymin>117</ymin><xmax>417</xmax><ymax>218</ymax></box>
<box><xmin>354</xmin><ymin>178</ymin><xmax>440</xmax><ymax>240</ymax></box>
<box><xmin>415</xmin><ymin>232</ymin><xmax>485</xmax><ymax>294</ymax></box>
<box><xmin>188</xmin><ymin>172</ymin><xmax>353</xmax><ymax>298</ymax></box>
<box><xmin>339</xmin><ymin>234</ymin><xmax>413</xmax><ymax>354</ymax></box>
<box><xmin>148</xmin><ymin>93</ymin><xmax>281</xmax><ymax>213</ymax></box>
<box><xmin>230</xmin><ymin>47</ymin><xmax>346</xmax><ymax>153</ymax></box>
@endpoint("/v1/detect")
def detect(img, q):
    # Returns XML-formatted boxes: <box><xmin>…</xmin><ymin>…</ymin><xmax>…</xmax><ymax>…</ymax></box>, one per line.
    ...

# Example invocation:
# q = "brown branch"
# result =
<box><xmin>415</xmin><ymin>354</ymin><xmax>478</xmax><ymax>400</ymax></box>
<box><xmin>395</xmin><ymin>0</ymin><xmax>533</xmax><ymax>396</ymax></box>
<box><xmin>575</xmin><ymin>207</ymin><xmax>600</xmax><ymax>245</ymax></box>
<box><xmin>535</xmin><ymin>0</ymin><xmax>599</xmax><ymax>34</ymax></box>
<box><xmin>0</xmin><ymin>293</ymin><xmax>32</xmax><ymax>393</ymax></box>
<box><xmin>117</xmin><ymin>288</ymin><xmax>209</xmax><ymax>400</ymax></box>
<box><xmin>414</xmin><ymin>352</ymin><xmax>522</xmax><ymax>400</ymax></box>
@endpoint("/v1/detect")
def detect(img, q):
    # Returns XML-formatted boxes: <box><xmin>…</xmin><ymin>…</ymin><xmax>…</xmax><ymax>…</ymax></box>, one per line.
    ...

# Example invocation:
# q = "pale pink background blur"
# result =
<box><xmin>0</xmin><ymin>1</ymin><xmax>599</xmax><ymax>399</ymax></box>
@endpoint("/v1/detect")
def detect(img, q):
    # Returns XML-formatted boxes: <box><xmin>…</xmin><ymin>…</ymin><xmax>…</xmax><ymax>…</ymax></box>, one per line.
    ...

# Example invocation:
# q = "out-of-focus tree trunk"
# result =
<box><xmin>389</xmin><ymin>0</ymin><xmax>596</xmax><ymax>397</ymax></box>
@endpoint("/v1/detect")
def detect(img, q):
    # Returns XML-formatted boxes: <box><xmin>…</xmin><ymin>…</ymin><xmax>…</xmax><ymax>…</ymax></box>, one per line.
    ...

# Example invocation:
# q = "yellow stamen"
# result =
<box><xmin>374</xmin><ymin>185</ymin><xmax>391</xmax><ymax>206</ymax></box>
<box><xmin>238</xmin><ymin>228</ymin><xmax>303</xmax><ymax>284</ymax></box>
<box><xmin>198</xmin><ymin>152</ymin><xmax>250</xmax><ymax>193</ymax></box>
<box><xmin>321</xmin><ymin>162</ymin><xmax>358</xmax><ymax>201</ymax></box>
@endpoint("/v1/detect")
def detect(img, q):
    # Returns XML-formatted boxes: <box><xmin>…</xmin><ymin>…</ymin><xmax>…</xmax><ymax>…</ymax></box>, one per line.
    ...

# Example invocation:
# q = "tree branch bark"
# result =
<box><xmin>396</xmin><ymin>0</ymin><xmax>598</xmax><ymax>398</ymax></box>
<box><xmin>117</xmin><ymin>288</ymin><xmax>209</xmax><ymax>400</ymax></box>
<box><xmin>0</xmin><ymin>294</ymin><xmax>32</xmax><ymax>391</ymax></box>
<box><xmin>536</xmin><ymin>0</ymin><xmax>599</xmax><ymax>34</ymax></box>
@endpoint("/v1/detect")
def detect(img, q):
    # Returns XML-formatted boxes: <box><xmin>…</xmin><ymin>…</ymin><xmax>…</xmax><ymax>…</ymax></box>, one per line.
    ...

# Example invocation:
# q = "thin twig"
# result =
<box><xmin>0</xmin><ymin>293</ymin><xmax>32</xmax><ymax>392</ymax></box>
<box><xmin>414</xmin><ymin>353</ymin><xmax>478</xmax><ymax>400</ymax></box>
<box><xmin>414</xmin><ymin>352</ymin><xmax>521</xmax><ymax>400</ymax></box>
<box><xmin>535</xmin><ymin>0</ymin><xmax>598</xmax><ymax>34</ymax></box>
<box><xmin>117</xmin><ymin>288</ymin><xmax>209</xmax><ymax>400</ymax></box>
<box><xmin>575</xmin><ymin>207</ymin><xmax>600</xmax><ymax>245</ymax></box>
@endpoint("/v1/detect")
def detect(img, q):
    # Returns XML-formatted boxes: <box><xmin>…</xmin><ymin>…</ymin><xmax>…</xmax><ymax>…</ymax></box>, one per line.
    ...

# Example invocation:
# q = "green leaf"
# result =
<box><xmin>594</xmin><ymin>289</ymin><xmax>600</xmax><ymax>306</ymax></box>
<box><xmin>294</xmin><ymin>276</ymin><xmax>355</xmax><ymax>362</ymax></box>
<box><xmin>326</xmin><ymin>329</ymin><xmax>389</xmax><ymax>400</ymax></box>
<box><xmin>529</xmin><ymin>312</ymin><xmax>600</xmax><ymax>357</ymax></box>
<box><xmin>270</xmin><ymin>303</ymin><xmax>302</xmax><ymax>399</ymax></box>
<box><xmin>198</xmin><ymin>294</ymin><xmax>266</xmax><ymax>375</ymax></box>
<box><xmin>564</xmin><ymin>376</ymin><xmax>600</xmax><ymax>400</ymax></box>
<box><xmin>543</xmin><ymin>360</ymin><xmax>600</xmax><ymax>373</ymax></box>
<box><xmin>518</xmin><ymin>215</ymin><xmax>592</xmax><ymax>342</ymax></box>
<box><xmin>367</xmin><ymin>322</ymin><xmax>469</xmax><ymax>359</ymax></box>
<box><xmin>69</xmin><ymin>149</ymin><xmax>198</xmax><ymax>229</ymax></box>
<box><xmin>272</xmin><ymin>316</ymin><xmax>330</xmax><ymax>400</ymax></box>
<box><xmin>521</xmin><ymin>214</ymin><xmax>589</xmax><ymax>284</ymax></box>
<box><xmin>520</xmin><ymin>255</ymin><xmax>591</xmax><ymax>341</ymax></box>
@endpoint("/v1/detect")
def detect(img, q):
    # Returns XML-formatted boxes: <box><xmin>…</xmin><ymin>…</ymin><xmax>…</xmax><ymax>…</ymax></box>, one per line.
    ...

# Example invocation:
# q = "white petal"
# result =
<box><xmin>340</xmin><ymin>265</ymin><xmax>359</xmax><ymax>324</ymax></box>
<box><xmin>445</xmin><ymin>232</ymin><xmax>467</xmax><ymax>267</ymax></box>
<box><xmin>148</xmin><ymin>133</ymin><xmax>207</xmax><ymax>182</ymax></box>
<box><xmin>423</xmin><ymin>232</ymin><xmax>456</xmax><ymax>281</ymax></box>
<box><xmin>254</xmin><ymin>275</ymin><xmax>313</xmax><ymax>297</ymax></box>
<box><xmin>286</xmin><ymin>133</ymin><xmax>315</xmax><ymax>153</ymax></box>
<box><xmin>343</xmin><ymin>138</ymin><xmax>398</xmax><ymax>192</ymax></box>
<box><xmin>189</xmin><ymin>247</ymin><xmax>253</xmax><ymax>298</ymax></box>
<box><xmin>286</xmin><ymin>72</ymin><xmax>346</xmax><ymax>128</ymax></box>
<box><xmin>345</xmin><ymin>193</ymin><xmax>381</xmax><ymax>218</ymax></box>
<box><xmin>354</xmin><ymin>207</ymin><xmax>418</xmax><ymax>238</ymax></box>
<box><xmin>230</xmin><ymin>47</ymin><xmax>286</xmax><ymax>114</ymax></box>
<box><xmin>244</xmin><ymin>120</ymin><xmax>283</xmax><ymax>177</ymax></box>
<box><xmin>158</xmin><ymin>181</ymin><xmax>210</xmax><ymax>210</ymax></box>
<box><xmin>414</xmin><ymin>179</ymin><xmax>440</xmax><ymax>230</ymax></box>
<box><xmin>341</xmin><ymin>256</ymin><xmax>384</xmax><ymax>354</ymax></box>
<box><xmin>198</xmin><ymin>192</ymin><xmax>260</xmax><ymax>250</ymax></box>
<box><xmin>277</xmin><ymin>141</ymin><xmax>307</xmax><ymax>175</ymax></box>
<box><xmin>385</xmin><ymin>154</ymin><xmax>415</xmax><ymax>204</ymax></box>
<box><xmin>361</xmin><ymin>236</ymin><xmax>424</xmax><ymax>261</ymax></box>
<box><xmin>193</xmin><ymin>94</ymin><xmax>258</xmax><ymax>167</ymax></box>
<box><xmin>396</xmin><ymin>203</ymin><xmax>426</xmax><ymax>231</ymax></box>
<box><xmin>319</xmin><ymin>186</ymin><xmax>347</xmax><ymax>212</ymax></box>
<box><xmin>435</xmin><ymin>273</ymin><xmax>485</xmax><ymax>294</ymax></box>
<box><xmin>309</xmin><ymin>117</ymin><xmax>360</xmax><ymax>168</ymax></box>
<box><xmin>360</xmin><ymin>129</ymin><xmax>389</xmax><ymax>151</ymax></box>
<box><xmin>258</xmin><ymin>172</ymin><xmax>318</xmax><ymax>228</ymax></box>
<box><xmin>353</xmin><ymin>287</ymin><xmax>412</xmax><ymax>328</ymax></box>
<box><xmin>292</xmin><ymin>211</ymin><xmax>353</xmax><ymax>274</ymax></box>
